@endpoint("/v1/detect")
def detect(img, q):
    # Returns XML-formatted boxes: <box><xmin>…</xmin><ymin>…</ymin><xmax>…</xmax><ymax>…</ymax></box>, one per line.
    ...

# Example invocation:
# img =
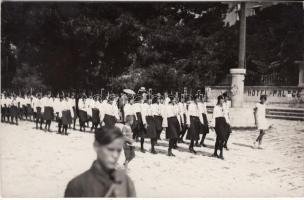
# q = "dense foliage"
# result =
<box><xmin>1</xmin><ymin>2</ymin><xmax>303</xmax><ymax>93</ymax></box>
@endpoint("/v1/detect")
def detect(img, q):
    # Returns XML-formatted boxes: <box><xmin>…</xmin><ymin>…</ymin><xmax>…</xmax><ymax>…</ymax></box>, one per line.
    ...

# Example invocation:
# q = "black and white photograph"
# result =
<box><xmin>0</xmin><ymin>0</ymin><xmax>304</xmax><ymax>198</ymax></box>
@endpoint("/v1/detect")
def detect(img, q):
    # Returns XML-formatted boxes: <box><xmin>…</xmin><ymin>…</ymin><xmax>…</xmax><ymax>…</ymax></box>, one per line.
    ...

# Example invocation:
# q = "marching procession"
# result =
<box><xmin>0</xmin><ymin>86</ymin><xmax>236</xmax><ymax>160</ymax></box>
<box><xmin>3</xmin><ymin>86</ymin><xmax>276</xmax><ymax>165</ymax></box>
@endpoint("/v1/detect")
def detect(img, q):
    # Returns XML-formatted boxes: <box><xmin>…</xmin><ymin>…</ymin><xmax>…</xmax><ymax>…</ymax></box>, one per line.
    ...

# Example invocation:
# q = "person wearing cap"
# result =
<box><xmin>162</xmin><ymin>96</ymin><xmax>180</xmax><ymax>157</ymax></box>
<box><xmin>133</xmin><ymin>93</ymin><xmax>148</xmax><ymax>153</ymax></box>
<box><xmin>64</xmin><ymin>127</ymin><xmax>136</xmax><ymax>197</ymax></box>
<box><xmin>186</xmin><ymin>94</ymin><xmax>204</xmax><ymax>154</ymax></box>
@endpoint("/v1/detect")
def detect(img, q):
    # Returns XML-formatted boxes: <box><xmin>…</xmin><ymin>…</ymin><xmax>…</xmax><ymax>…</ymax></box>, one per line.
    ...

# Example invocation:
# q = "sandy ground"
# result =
<box><xmin>0</xmin><ymin>119</ymin><xmax>304</xmax><ymax>197</ymax></box>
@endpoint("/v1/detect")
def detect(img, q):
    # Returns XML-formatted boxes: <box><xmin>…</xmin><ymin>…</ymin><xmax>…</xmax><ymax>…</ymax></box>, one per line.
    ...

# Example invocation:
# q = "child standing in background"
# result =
<box><xmin>253</xmin><ymin>95</ymin><xmax>270</xmax><ymax>149</ymax></box>
<box><xmin>122</xmin><ymin>115</ymin><xmax>136</xmax><ymax>170</ymax></box>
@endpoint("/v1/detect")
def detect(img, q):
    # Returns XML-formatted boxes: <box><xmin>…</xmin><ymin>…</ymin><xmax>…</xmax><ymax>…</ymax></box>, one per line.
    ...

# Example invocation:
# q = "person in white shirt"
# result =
<box><xmin>210</xmin><ymin>95</ymin><xmax>229</xmax><ymax>160</ymax></box>
<box><xmin>78</xmin><ymin>95</ymin><xmax>88</xmax><ymax>132</ymax></box>
<box><xmin>162</xmin><ymin>96</ymin><xmax>180</xmax><ymax>157</ymax></box>
<box><xmin>124</xmin><ymin>97</ymin><xmax>138</xmax><ymax>140</ymax></box>
<box><xmin>222</xmin><ymin>92</ymin><xmax>232</xmax><ymax>150</ymax></box>
<box><xmin>177</xmin><ymin>96</ymin><xmax>188</xmax><ymax>143</ymax></box>
<box><xmin>253</xmin><ymin>95</ymin><xmax>270</xmax><ymax>149</ymax></box>
<box><xmin>197</xmin><ymin>95</ymin><xmax>209</xmax><ymax>147</ymax></box>
<box><xmin>152</xmin><ymin>94</ymin><xmax>163</xmax><ymax>144</ymax></box>
<box><xmin>33</xmin><ymin>93</ymin><xmax>44</xmax><ymax>129</ymax></box>
<box><xmin>10</xmin><ymin>94</ymin><xmax>19</xmax><ymax>125</ymax></box>
<box><xmin>100</xmin><ymin>94</ymin><xmax>119</xmax><ymax>128</ymax></box>
<box><xmin>143</xmin><ymin>97</ymin><xmax>158</xmax><ymax>154</ymax></box>
<box><xmin>91</xmin><ymin>97</ymin><xmax>101</xmax><ymax>131</ymax></box>
<box><xmin>133</xmin><ymin>93</ymin><xmax>148</xmax><ymax>153</ymax></box>
<box><xmin>186</xmin><ymin>95</ymin><xmax>204</xmax><ymax>154</ymax></box>
<box><xmin>42</xmin><ymin>92</ymin><xmax>54</xmax><ymax>132</ymax></box>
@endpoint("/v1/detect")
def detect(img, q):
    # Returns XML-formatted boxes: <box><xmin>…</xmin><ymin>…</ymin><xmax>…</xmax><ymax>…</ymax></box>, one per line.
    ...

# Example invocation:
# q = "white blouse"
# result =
<box><xmin>211</xmin><ymin>105</ymin><xmax>225</xmax><ymax>127</ymax></box>
<box><xmin>186</xmin><ymin>102</ymin><xmax>204</xmax><ymax>125</ymax></box>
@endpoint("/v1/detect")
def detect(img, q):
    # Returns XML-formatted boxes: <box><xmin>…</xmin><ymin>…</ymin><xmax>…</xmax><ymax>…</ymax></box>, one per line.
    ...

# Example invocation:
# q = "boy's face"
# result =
<box><xmin>261</xmin><ymin>98</ymin><xmax>266</xmax><ymax>104</ymax></box>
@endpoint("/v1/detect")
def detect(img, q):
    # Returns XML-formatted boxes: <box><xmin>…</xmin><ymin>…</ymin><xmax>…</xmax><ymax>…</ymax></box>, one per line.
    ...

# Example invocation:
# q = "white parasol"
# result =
<box><xmin>123</xmin><ymin>89</ymin><xmax>136</xmax><ymax>95</ymax></box>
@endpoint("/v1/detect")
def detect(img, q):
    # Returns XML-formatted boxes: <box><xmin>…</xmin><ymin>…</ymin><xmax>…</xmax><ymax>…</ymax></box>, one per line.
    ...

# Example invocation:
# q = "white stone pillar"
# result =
<box><xmin>230</xmin><ymin>68</ymin><xmax>246</xmax><ymax>108</ymax></box>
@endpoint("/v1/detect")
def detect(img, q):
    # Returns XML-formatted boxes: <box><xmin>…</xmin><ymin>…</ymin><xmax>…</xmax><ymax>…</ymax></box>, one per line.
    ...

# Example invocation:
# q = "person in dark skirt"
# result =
<box><xmin>198</xmin><ymin>96</ymin><xmax>209</xmax><ymax>147</ymax></box>
<box><xmin>222</xmin><ymin>92</ymin><xmax>232</xmax><ymax>150</ymax></box>
<box><xmin>186</xmin><ymin>95</ymin><xmax>204</xmax><ymax>154</ymax></box>
<box><xmin>34</xmin><ymin>93</ymin><xmax>44</xmax><ymax>129</ymax></box>
<box><xmin>133</xmin><ymin>94</ymin><xmax>148</xmax><ymax>153</ymax></box>
<box><xmin>177</xmin><ymin>96</ymin><xmax>187</xmax><ymax>143</ymax></box>
<box><xmin>55</xmin><ymin>96</ymin><xmax>64</xmax><ymax>134</ymax></box>
<box><xmin>152</xmin><ymin>95</ymin><xmax>163</xmax><ymax>145</ymax></box>
<box><xmin>100</xmin><ymin>95</ymin><xmax>119</xmax><ymax>129</ymax></box>
<box><xmin>42</xmin><ymin>92</ymin><xmax>54</xmax><ymax>132</ymax></box>
<box><xmin>78</xmin><ymin>96</ymin><xmax>88</xmax><ymax>132</ymax></box>
<box><xmin>162</xmin><ymin>97</ymin><xmax>180</xmax><ymax>157</ymax></box>
<box><xmin>64</xmin><ymin>127</ymin><xmax>136</xmax><ymax>197</ymax></box>
<box><xmin>10</xmin><ymin>94</ymin><xmax>19</xmax><ymax>125</ymax></box>
<box><xmin>211</xmin><ymin>95</ymin><xmax>229</xmax><ymax>160</ymax></box>
<box><xmin>91</xmin><ymin>98</ymin><xmax>100</xmax><ymax>131</ymax></box>
<box><xmin>144</xmin><ymin>98</ymin><xmax>158</xmax><ymax>154</ymax></box>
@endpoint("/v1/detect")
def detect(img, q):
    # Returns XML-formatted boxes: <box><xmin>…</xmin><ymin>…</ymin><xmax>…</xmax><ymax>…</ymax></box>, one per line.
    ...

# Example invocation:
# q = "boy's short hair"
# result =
<box><xmin>260</xmin><ymin>95</ymin><xmax>267</xmax><ymax>101</ymax></box>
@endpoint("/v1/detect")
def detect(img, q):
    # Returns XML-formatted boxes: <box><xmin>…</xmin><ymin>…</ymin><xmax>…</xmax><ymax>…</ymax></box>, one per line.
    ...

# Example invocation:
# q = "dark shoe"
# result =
<box><xmin>189</xmin><ymin>148</ymin><xmax>197</xmax><ymax>154</ymax></box>
<box><xmin>201</xmin><ymin>143</ymin><xmax>207</xmax><ymax>147</ymax></box>
<box><xmin>168</xmin><ymin>150</ymin><xmax>175</xmax><ymax>157</ymax></box>
<box><xmin>225</xmin><ymin>146</ymin><xmax>229</xmax><ymax>151</ymax></box>
<box><xmin>219</xmin><ymin>155</ymin><xmax>224</xmax><ymax>160</ymax></box>
<box><xmin>140</xmin><ymin>149</ymin><xmax>146</xmax><ymax>153</ymax></box>
<box><xmin>151</xmin><ymin>149</ymin><xmax>157</xmax><ymax>154</ymax></box>
<box><xmin>195</xmin><ymin>143</ymin><xmax>201</xmax><ymax>147</ymax></box>
<box><xmin>211</xmin><ymin>153</ymin><xmax>218</xmax><ymax>158</ymax></box>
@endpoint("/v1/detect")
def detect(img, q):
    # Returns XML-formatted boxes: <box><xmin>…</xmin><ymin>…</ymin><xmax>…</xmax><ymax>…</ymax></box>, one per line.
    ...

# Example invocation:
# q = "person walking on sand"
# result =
<box><xmin>253</xmin><ymin>95</ymin><xmax>271</xmax><ymax>149</ymax></box>
<box><xmin>64</xmin><ymin>126</ymin><xmax>136</xmax><ymax>197</ymax></box>
<box><xmin>122</xmin><ymin>115</ymin><xmax>136</xmax><ymax>171</ymax></box>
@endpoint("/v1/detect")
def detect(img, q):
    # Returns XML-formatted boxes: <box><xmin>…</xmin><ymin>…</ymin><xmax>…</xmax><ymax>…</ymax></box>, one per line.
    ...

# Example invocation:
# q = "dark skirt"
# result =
<box><xmin>146</xmin><ymin>116</ymin><xmax>157</xmax><ymax>139</ymax></box>
<box><xmin>10</xmin><ymin>106</ymin><xmax>19</xmax><ymax>117</ymax></box>
<box><xmin>103</xmin><ymin>114</ymin><xmax>116</xmax><ymax>128</ymax></box>
<box><xmin>154</xmin><ymin>115</ymin><xmax>163</xmax><ymax>133</ymax></box>
<box><xmin>43</xmin><ymin>106</ymin><xmax>54</xmax><ymax>121</ymax></box>
<box><xmin>201</xmin><ymin>113</ymin><xmax>209</xmax><ymax>134</ymax></box>
<box><xmin>26</xmin><ymin>104</ymin><xmax>34</xmax><ymax>115</ymax></box>
<box><xmin>186</xmin><ymin>116</ymin><xmax>200</xmax><ymax>140</ymax></box>
<box><xmin>215</xmin><ymin>117</ymin><xmax>229</xmax><ymax>141</ymax></box>
<box><xmin>2</xmin><ymin>106</ymin><xmax>8</xmax><ymax>117</ymax></box>
<box><xmin>91</xmin><ymin>109</ymin><xmax>100</xmax><ymax>124</ymax></box>
<box><xmin>36</xmin><ymin>107</ymin><xmax>43</xmax><ymax>119</ymax></box>
<box><xmin>66</xmin><ymin>110</ymin><xmax>73</xmax><ymax>124</ymax></box>
<box><xmin>166</xmin><ymin>116</ymin><xmax>180</xmax><ymax>139</ymax></box>
<box><xmin>135</xmin><ymin>112</ymin><xmax>147</xmax><ymax>138</ymax></box>
<box><xmin>79</xmin><ymin>110</ymin><xmax>88</xmax><ymax>123</ymax></box>
<box><xmin>62</xmin><ymin>110</ymin><xmax>70</xmax><ymax>126</ymax></box>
